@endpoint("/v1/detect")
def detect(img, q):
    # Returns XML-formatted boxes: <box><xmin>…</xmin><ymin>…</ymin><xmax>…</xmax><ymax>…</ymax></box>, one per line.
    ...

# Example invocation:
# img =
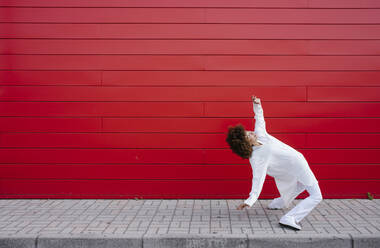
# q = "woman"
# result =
<box><xmin>225</xmin><ymin>95</ymin><xmax>323</xmax><ymax>230</ymax></box>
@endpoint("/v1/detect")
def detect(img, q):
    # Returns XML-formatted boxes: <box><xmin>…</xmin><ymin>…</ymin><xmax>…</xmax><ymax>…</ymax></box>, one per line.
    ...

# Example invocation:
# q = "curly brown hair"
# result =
<box><xmin>225</xmin><ymin>123</ymin><xmax>253</xmax><ymax>159</ymax></box>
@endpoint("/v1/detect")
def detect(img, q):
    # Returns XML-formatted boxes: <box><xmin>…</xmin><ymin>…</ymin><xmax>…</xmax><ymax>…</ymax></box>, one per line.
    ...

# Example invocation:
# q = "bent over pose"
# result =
<box><xmin>226</xmin><ymin>96</ymin><xmax>323</xmax><ymax>230</ymax></box>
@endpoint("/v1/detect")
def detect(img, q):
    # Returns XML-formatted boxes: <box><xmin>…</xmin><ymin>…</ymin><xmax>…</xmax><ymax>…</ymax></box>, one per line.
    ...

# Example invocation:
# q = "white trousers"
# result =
<box><xmin>272</xmin><ymin>181</ymin><xmax>323</xmax><ymax>223</ymax></box>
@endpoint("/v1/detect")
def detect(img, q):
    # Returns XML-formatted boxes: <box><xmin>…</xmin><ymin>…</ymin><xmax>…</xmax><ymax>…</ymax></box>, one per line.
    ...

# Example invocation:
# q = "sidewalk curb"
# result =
<box><xmin>38</xmin><ymin>233</ymin><xmax>143</xmax><ymax>248</ymax></box>
<box><xmin>0</xmin><ymin>234</ymin><xmax>36</xmax><ymax>248</ymax></box>
<box><xmin>0</xmin><ymin>233</ymin><xmax>379</xmax><ymax>248</ymax></box>
<box><xmin>144</xmin><ymin>233</ymin><xmax>247</xmax><ymax>247</ymax></box>
<box><xmin>247</xmin><ymin>233</ymin><xmax>351</xmax><ymax>248</ymax></box>
<box><xmin>351</xmin><ymin>233</ymin><xmax>380</xmax><ymax>248</ymax></box>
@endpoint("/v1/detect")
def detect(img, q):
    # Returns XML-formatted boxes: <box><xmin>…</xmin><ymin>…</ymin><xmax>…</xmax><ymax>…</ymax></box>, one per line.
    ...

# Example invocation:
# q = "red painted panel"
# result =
<box><xmin>205</xmin><ymin>9</ymin><xmax>380</xmax><ymax>24</ymax></box>
<box><xmin>2</xmin><ymin>8</ymin><xmax>380</xmax><ymax>24</ymax></box>
<box><xmin>0</xmin><ymin>117</ymin><xmax>102</xmax><ymax>132</ymax></box>
<box><xmin>3</xmin><ymin>0</ymin><xmax>380</xmax><ymax>8</ymax></box>
<box><xmin>206</xmin><ymin>56</ymin><xmax>380</xmax><ymax>71</ymax></box>
<box><xmin>0</xmin><ymin>55</ymin><xmax>206</xmax><ymax>70</ymax></box>
<box><xmin>205</xmin><ymin>102</ymin><xmax>380</xmax><ymax>118</ymax></box>
<box><xmin>0</xmin><ymin>102</ymin><xmax>203</xmax><ymax>117</ymax></box>
<box><xmin>0</xmin><ymin>148</ymin><xmax>207</xmax><ymax>164</ymax></box>
<box><xmin>1</xmin><ymin>102</ymin><xmax>380</xmax><ymax>117</ymax></box>
<box><xmin>1</xmin><ymin>23</ymin><xmax>380</xmax><ymax>39</ymax></box>
<box><xmin>263</xmin><ymin>118</ymin><xmax>380</xmax><ymax>133</ymax></box>
<box><xmin>1</xmin><ymin>117</ymin><xmax>380</xmax><ymax>133</ymax></box>
<box><xmin>0</xmin><ymin>0</ymin><xmax>309</xmax><ymax>8</ymax></box>
<box><xmin>0</xmin><ymin>179</ymin><xmax>378</xmax><ymax>199</ymax></box>
<box><xmin>306</xmin><ymin>134</ymin><xmax>380</xmax><ymax>148</ymax></box>
<box><xmin>1</xmin><ymin>133</ymin><xmax>379</xmax><ymax>149</ymax></box>
<box><xmin>2</xmin><ymin>71</ymin><xmax>379</xmax><ymax>86</ymax></box>
<box><xmin>0</xmin><ymin>133</ymin><xmax>305</xmax><ymax>149</ymax></box>
<box><xmin>0</xmin><ymin>148</ymin><xmax>379</xmax><ymax>164</ymax></box>
<box><xmin>0</xmin><ymin>71</ymin><xmax>101</xmax><ymax>85</ymax></box>
<box><xmin>3</xmin><ymin>55</ymin><xmax>380</xmax><ymax>70</ymax></box>
<box><xmin>103</xmin><ymin>117</ymin><xmax>380</xmax><ymax>133</ymax></box>
<box><xmin>309</xmin><ymin>0</ymin><xmax>380</xmax><ymax>8</ymax></box>
<box><xmin>205</xmin><ymin>149</ymin><xmax>380</xmax><ymax>164</ymax></box>
<box><xmin>102</xmin><ymin>71</ymin><xmax>380</xmax><ymax>86</ymax></box>
<box><xmin>4</xmin><ymin>164</ymin><xmax>252</xmax><ymax>180</ymax></box>
<box><xmin>2</xmin><ymin>40</ymin><xmax>380</xmax><ymax>55</ymax></box>
<box><xmin>308</xmin><ymin>86</ymin><xmax>380</xmax><ymax>101</ymax></box>
<box><xmin>0</xmin><ymin>164</ymin><xmax>378</xmax><ymax>180</ymax></box>
<box><xmin>313</xmin><ymin>164</ymin><xmax>380</xmax><ymax>180</ymax></box>
<box><xmin>0</xmin><ymin>7</ymin><xmax>205</xmax><ymax>23</ymax></box>
<box><xmin>0</xmin><ymin>86</ymin><xmax>306</xmax><ymax>101</ymax></box>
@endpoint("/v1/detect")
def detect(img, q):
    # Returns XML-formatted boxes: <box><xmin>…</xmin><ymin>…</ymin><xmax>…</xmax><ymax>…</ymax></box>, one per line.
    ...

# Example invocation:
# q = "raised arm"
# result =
<box><xmin>252</xmin><ymin>96</ymin><xmax>268</xmax><ymax>136</ymax></box>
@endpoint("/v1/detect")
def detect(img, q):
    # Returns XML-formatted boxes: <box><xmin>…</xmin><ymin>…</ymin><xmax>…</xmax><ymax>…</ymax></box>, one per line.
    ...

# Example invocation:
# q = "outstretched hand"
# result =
<box><xmin>236</xmin><ymin>203</ymin><xmax>249</xmax><ymax>210</ymax></box>
<box><xmin>251</xmin><ymin>95</ymin><xmax>261</xmax><ymax>104</ymax></box>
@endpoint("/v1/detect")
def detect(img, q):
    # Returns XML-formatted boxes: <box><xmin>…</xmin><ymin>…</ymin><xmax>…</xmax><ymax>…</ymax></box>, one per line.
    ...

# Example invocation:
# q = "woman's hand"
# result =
<box><xmin>236</xmin><ymin>203</ymin><xmax>249</xmax><ymax>210</ymax></box>
<box><xmin>251</xmin><ymin>95</ymin><xmax>261</xmax><ymax>104</ymax></box>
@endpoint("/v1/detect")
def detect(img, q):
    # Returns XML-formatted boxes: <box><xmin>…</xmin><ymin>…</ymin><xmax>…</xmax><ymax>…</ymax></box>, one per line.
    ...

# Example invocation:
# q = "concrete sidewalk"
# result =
<box><xmin>0</xmin><ymin>198</ymin><xmax>379</xmax><ymax>247</ymax></box>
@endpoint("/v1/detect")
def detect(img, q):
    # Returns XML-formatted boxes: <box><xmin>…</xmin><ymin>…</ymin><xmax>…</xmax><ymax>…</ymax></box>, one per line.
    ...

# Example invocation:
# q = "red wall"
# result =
<box><xmin>0</xmin><ymin>0</ymin><xmax>380</xmax><ymax>199</ymax></box>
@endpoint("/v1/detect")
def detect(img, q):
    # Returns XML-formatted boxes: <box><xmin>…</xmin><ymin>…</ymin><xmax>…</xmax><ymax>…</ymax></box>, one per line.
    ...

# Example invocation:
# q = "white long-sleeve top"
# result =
<box><xmin>244</xmin><ymin>102</ymin><xmax>318</xmax><ymax>209</ymax></box>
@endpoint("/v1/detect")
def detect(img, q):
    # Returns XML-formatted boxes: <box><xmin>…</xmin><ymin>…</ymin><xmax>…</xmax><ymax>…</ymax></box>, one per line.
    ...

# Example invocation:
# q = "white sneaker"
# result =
<box><xmin>279</xmin><ymin>215</ymin><xmax>301</xmax><ymax>230</ymax></box>
<box><xmin>268</xmin><ymin>197</ymin><xmax>284</xmax><ymax>210</ymax></box>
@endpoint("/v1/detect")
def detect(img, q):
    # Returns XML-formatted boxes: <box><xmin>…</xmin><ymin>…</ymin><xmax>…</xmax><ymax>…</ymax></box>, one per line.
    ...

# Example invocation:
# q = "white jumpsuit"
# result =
<box><xmin>244</xmin><ymin>102</ymin><xmax>322</xmax><ymax>223</ymax></box>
